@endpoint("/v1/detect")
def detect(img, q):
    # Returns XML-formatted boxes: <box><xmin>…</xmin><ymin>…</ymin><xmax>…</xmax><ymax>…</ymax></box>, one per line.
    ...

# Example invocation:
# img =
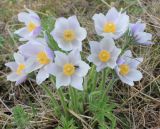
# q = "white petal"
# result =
<box><xmin>46</xmin><ymin>63</ymin><xmax>63</xmax><ymax>76</ymax></box>
<box><xmin>68</xmin><ymin>50</ymin><xmax>81</xmax><ymax>65</ymax></box>
<box><xmin>96</xmin><ymin>63</ymin><xmax>106</xmax><ymax>72</ymax></box>
<box><xmin>122</xmin><ymin>50</ymin><xmax>132</xmax><ymax>58</ymax></box>
<box><xmin>136</xmin><ymin>32</ymin><xmax>152</xmax><ymax>44</ymax></box>
<box><xmin>54</xmin><ymin>51</ymin><xmax>68</xmax><ymax>66</ymax></box>
<box><xmin>18</xmin><ymin>12</ymin><xmax>30</xmax><ymax>24</ymax></box>
<box><xmin>130</xmin><ymin>22</ymin><xmax>146</xmax><ymax>34</ymax></box>
<box><xmin>106</xmin><ymin>7</ymin><xmax>119</xmax><ymax>21</ymax></box>
<box><xmin>5</xmin><ymin>62</ymin><xmax>18</xmax><ymax>71</ymax></box>
<box><xmin>7</xmin><ymin>72</ymin><xmax>21</xmax><ymax>81</ymax></box>
<box><xmin>92</xmin><ymin>13</ymin><xmax>106</xmax><ymax>35</ymax></box>
<box><xmin>129</xmin><ymin>58</ymin><xmax>143</xmax><ymax>68</ymax></box>
<box><xmin>19</xmin><ymin>43</ymin><xmax>43</xmax><ymax>57</ymax></box>
<box><xmin>115</xmin><ymin>67</ymin><xmax>134</xmax><ymax>86</ymax></box>
<box><xmin>75</xmin><ymin>61</ymin><xmax>90</xmax><ymax>77</ymax></box>
<box><xmin>57</xmin><ymin>39</ymin><xmax>73</xmax><ymax>51</ymax></box>
<box><xmin>68</xmin><ymin>15</ymin><xmax>80</xmax><ymax>28</ymax></box>
<box><xmin>108</xmin><ymin>47</ymin><xmax>121</xmax><ymax>68</ymax></box>
<box><xmin>14</xmin><ymin>27</ymin><xmax>29</xmax><ymax>37</ymax></box>
<box><xmin>25</xmin><ymin>57</ymin><xmax>43</xmax><ymax>73</ymax></box>
<box><xmin>114</xmin><ymin>13</ymin><xmax>129</xmax><ymax>39</ymax></box>
<box><xmin>121</xmin><ymin>50</ymin><xmax>132</xmax><ymax>63</ymax></box>
<box><xmin>111</xmin><ymin>47</ymin><xmax>121</xmax><ymax>57</ymax></box>
<box><xmin>71</xmin><ymin>40</ymin><xmax>82</xmax><ymax>51</ymax></box>
<box><xmin>126</xmin><ymin>69</ymin><xmax>143</xmax><ymax>81</ymax></box>
<box><xmin>75</xmin><ymin>27</ymin><xmax>87</xmax><ymax>41</ymax></box>
<box><xmin>106</xmin><ymin>59</ymin><xmax>117</xmax><ymax>69</ymax></box>
<box><xmin>27</xmin><ymin>9</ymin><xmax>40</xmax><ymax>24</ymax></box>
<box><xmin>50</xmin><ymin>28</ymin><xmax>63</xmax><ymax>44</ymax></box>
<box><xmin>56</xmin><ymin>74</ymin><xmax>71</xmax><ymax>88</ymax></box>
<box><xmin>119</xmin><ymin>76</ymin><xmax>134</xmax><ymax>86</ymax></box>
<box><xmin>87</xmin><ymin>54</ymin><xmax>101</xmax><ymax>66</ymax></box>
<box><xmin>100</xmin><ymin>37</ymin><xmax>115</xmax><ymax>52</ymax></box>
<box><xmin>71</xmin><ymin>75</ymin><xmax>83</xmax><ymax>90</ymax></box>
<box><xmin>36</xmin><ymin>68</ymin><xmax>49</xmax><ymax>85</ymax></box>
<box><xmin>89</xmin><ymin>41</ymin><xmax>101</xmax><ymax>54</ymax></box>
<box><xmin>14</xmin><ymin>53</ymin><xmax>25</xmax><ymax>64</ymax></box>
<box><xmin>54</xmin><ymin>17</ymin><xmax>69</xmax><ymax>30</ymax></box>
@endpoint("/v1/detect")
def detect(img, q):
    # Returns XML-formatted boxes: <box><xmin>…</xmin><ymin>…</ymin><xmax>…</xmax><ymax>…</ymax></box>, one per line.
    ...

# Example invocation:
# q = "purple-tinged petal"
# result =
<box><xmin>15</xmin><ymin>75</ymin><xmax>27</xmax><ymax>86</ymax></box>
<box><xmin>116</xmin><ymin>58</ymin><xmax>125</xmax><ymax>65</ymax></box>
<box><xmin>44</xmin><ymin>46</ymin><xmax>54</xmax><ymax>61</ymax></box>
<box><xmin>32</xmin><ymin>26</ymin><xmax>42</xmax><ymax>37</ymax></box>
<box><xmin>19</xmin><ymin>43</ymin><xmax>43</xmax><ymax>57</ymax></box>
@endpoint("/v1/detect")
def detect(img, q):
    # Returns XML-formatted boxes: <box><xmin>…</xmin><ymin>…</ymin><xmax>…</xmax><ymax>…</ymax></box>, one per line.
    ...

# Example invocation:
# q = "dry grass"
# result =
<box><xmin>0</xmin><ymin>0</ymin><xmax>160</xmax><ymax>129</ymax></box>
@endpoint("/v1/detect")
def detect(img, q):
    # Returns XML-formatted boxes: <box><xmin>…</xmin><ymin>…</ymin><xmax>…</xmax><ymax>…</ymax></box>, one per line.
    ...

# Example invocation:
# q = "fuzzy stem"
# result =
<box><xmin>69</xmin><ymin>87</ymin><xmax>78</xmax><ymax>112</ymax></box>
<box><xmin>91</xmin><ymin>72</ymin><xmax>98</xmax><ymax>91</ymax></box>
<box><xmin>57</xmin><ymin>89</ymin><xmax>68</xmax><ymax>116</ymax></box>
<box><xmin>99</xmin><ymin>70</ymin><xmax>106</xmax><ymax>90</ymax></box>
<box><xmin>41</xmin><ymin>84</ymin><xmax>60</xmax><ymax>116</ymax></box>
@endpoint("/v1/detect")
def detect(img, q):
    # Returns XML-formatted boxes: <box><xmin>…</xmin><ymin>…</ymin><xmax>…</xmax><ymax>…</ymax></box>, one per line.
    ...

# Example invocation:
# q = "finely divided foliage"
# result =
<box><xmin>5</xmin><ymin>7</ymin><xmax>154</xmax><ymax>128</ymax></box>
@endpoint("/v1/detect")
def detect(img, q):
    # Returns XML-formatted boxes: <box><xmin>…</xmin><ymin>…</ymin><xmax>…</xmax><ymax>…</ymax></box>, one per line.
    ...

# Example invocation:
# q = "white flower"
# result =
<box><xmin>51</xmin><ymin>15</ymin><xmax>87</xmax><ymax>51</ymax></box>
<box><xmin>18</xmin><ymin>40</ymin><xmax>54</xmax><ymax>85</ymax></box>
<box><xmin>115</xmin><ymin>50</ymin><xmax>143</xmax><ymax>86</ymax></box>
<box><xmin>14</xmin><ymin>9</ymin><xmax>41</xmax><ymax>41</ymax></box>
<box><xmin>92</xmin><ymin>7</ymin><xmax>129</xmax><ymax>39</ymax></box>
<box><xmin>5</xmin><ymin>53</ymin><xmax>32</xmax><ymax>85</ymax></box>
<box><xmin>87</xmin><ymin>37</ymin><xmax>121</xmax><ymax>72</ymax></box>
<box><xmin>129</xmin><ymin>21</ymin><xmax>154</xmax><ymax>45</ymax></box>
<box><xmin>48</xmin><ymin>50</ymin><xmax>90</xmax><ymax>90</ymax></box>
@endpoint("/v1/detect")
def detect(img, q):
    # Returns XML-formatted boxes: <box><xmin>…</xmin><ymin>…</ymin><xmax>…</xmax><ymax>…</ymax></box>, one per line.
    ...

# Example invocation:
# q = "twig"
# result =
<box><xmin>0</xmin><ymin>98</ymin><xmax>12</xmax><ymax>113</ymax></box>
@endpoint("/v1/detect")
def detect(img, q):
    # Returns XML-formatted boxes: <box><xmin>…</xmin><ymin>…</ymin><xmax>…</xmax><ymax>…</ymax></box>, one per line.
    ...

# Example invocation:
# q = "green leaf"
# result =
<box><xmin>56</xmin><ymin>116</ymin><xmax>77</xmax><ymax>129</ymax></box>
<box><xmin>12</xmin><ymin>105</ymin><xmax>30</xmax><ymax>129</ymax></box>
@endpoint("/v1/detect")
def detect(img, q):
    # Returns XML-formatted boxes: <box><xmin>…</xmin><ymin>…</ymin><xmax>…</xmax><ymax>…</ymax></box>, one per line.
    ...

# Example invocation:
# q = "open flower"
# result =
<box><xmin>5</xmin><ymin>53</ymin><xmax>32</xmax><ymax>85</ymax></box>
<box><xmin>115</xmin><ymin>50</ymin><xmax>143</xmax><ymax>86</ymax></box>
<box><xmin>92</xmin><ymin>7</ymin><xmax>129</xmax><ymax>39</ymax></box>
<box><xmin>87</xmin><ymin>37</ymin><xmax>121</xmax><ymax>72</ymax></box>
<box><xmin>48</xmin><ymin>50</ymin><xmax>90</xmax><ymax>90</ymax></box>
<box><xmin>51</xmin><ymin>15</ymin><xmax>87</xmax><ymax>51</ymax></box>
<box><xmin>129</xmin><ymin>21</ymin><xmax>154</xmax><ymax>45</ymax></box>
<box><xmin>18</xmin><ymin>40</ymin><xmax>54</xmax><ymax>84</ymax></box>
<box><xmin>15</xmin><ymin>9</ymin><xmax>41</xmax><ymax>41</ymax></box>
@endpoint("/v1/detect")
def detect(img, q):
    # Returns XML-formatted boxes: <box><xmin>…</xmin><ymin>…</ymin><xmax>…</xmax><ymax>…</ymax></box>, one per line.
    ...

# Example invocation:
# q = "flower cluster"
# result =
<box><xmin>6</xmin><ymin>7</ymin><xmax>153</xmax><ymax>89</ymax></box>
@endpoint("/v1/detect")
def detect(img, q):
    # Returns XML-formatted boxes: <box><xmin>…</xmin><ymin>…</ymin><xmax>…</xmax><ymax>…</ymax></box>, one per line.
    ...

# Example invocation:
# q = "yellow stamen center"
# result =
<box><xmin>98</xmin><ymin>50</ymin><xmax>111</xmax><ymax>62</ymax></box>
<box><xmin>63</xmin><ymin>29</ymin><xmax>75</xmax><ymax>42</ymax></box>
<box><xmin>37</xmin><ymin>51</ymin><xmax>50</xmax><ymax>65</ymax></box>
<box><xmin>119</xmin><ymin>64</ymin><xmax>130</xmax><ymax>75</ymax></box>
<box><xmin>16</xmin><ymin>64</ymin><xmax>25</xmax><ymax>75</ymax></box>
<box><xmin>103</xmin><ymin>22</ymin><xmax>116</xmax><ymax>33</ymax></box>
<box><xmin>63</xmin><ymin>63</ymin><xmax>75</xmax><ymax>76</ymax></box>
<box><xmin>27</xmin><ymin>22</ymin><xmax>37</xmax><ymax>32</ymax></box>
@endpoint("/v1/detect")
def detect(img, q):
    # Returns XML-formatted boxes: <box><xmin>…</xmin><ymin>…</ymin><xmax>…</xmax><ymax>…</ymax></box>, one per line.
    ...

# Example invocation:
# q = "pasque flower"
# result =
<box><xmin>92</xmin><ymin>7</ymin><xmax>129</xmax><ymax>39</ymax></box>
<box><xmin>115</xmin><ymin>50</ymin><xmax>143</xmax><ymax>86</ymax></box>
<box><xmin>14</xmin><ymin>9</ymin><xmax>41</xmax><ymax>41</ymax></box>
<box><xmin>5</xmin><ymin>53</ymin><xmax>32</xmax><ymax>85</ymax></box>
<box><xmin>51</xmin><ymin>15</ymin><xmax>87</xmax><ymax>51</ymax></box>
<box><xmin>18</xmin><ymin>40</ymin><xmax>54</xmax><ymax>85</ymax></box>
<box><xmin>87</xmin><ymin>37</ymin><xmax>121</xmax><ymax>72</ymax></box>
<box><xmin>48</xmin><ymin>50</ymin><xmax>90</xmax><ymax>90</ymax></box>
<box><xmin>129</xmin><ymin>21</ymin><xmax>154</xmax><ymax>45</ymax></box>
